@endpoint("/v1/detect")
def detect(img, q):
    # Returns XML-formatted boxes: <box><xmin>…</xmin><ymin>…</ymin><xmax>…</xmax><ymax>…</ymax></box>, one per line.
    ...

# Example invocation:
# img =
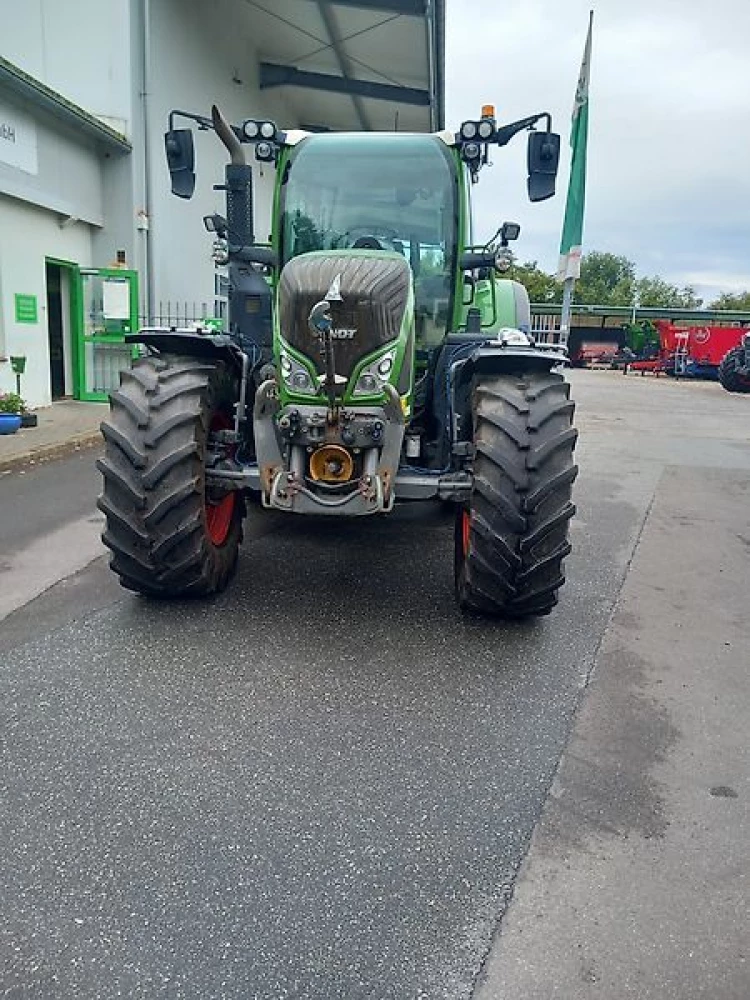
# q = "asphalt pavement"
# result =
<box><xmin>0</xmin><ymin>371</ymin><xmax>748</xmax><ymax>998</ymax></box>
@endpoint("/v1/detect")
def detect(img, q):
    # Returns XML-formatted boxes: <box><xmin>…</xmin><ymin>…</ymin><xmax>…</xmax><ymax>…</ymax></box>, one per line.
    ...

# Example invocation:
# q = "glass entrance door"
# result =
<box><xmin>74</xmin><ymin>268</ymin><xmax>139</xmax><ymax>401</ymax></box>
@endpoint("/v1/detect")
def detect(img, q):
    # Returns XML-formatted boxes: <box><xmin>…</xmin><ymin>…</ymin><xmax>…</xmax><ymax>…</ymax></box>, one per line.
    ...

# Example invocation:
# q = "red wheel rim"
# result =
<box><xmin>206</xmin><ymin>492</ymin><xmax>235</xmax><ymax>545</ymax></box>
<box><xmin>205</xmin><ymin>411</ymin><xmax>235</xmax><ymax>546</ymax></box>
<box><xmin>462</xmin><ymin>509</ymin><xmax>471</xmax><ymax>556</ymax></box>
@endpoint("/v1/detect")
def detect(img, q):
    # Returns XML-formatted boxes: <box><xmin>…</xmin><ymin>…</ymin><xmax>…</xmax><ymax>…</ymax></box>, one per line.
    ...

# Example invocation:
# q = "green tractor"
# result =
<box><xmin>98</xmin><ymin>103</ymin><xmax>578</xmax><ymax>616</ymax></box>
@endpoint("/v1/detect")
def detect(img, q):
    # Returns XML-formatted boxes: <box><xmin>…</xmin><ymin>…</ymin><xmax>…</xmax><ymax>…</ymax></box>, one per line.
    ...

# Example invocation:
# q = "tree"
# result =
<box><xmin>575</xmin><ymin>252</ymin><xmax>635</xmax><ymax>306</ymax></box>
<box><xmin>709</xmin><ymin>290</ymin><xmax>750</xmax><ymax>311</ymax></box>
<box><xmin>635</xmin><ymin>276</ymin><xmax>702</xmax><ymax>309</ymax></box>
<box><xmin>503</xmin><ymin>248</ymin><xmax>708</xmax><ymax>311</ymax></box>
<box><xmin>507</xmin><ymin>260</ymin><xmax>562</xmax><ymax>305</ymax></box>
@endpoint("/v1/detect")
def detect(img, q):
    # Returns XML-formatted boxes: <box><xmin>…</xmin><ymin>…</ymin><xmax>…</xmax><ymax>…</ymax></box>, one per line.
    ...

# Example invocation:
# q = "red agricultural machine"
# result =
<box><xmin>627</xmin><ymin>321</ymin><xmax>749</xmax><ymax>388</ymax></box>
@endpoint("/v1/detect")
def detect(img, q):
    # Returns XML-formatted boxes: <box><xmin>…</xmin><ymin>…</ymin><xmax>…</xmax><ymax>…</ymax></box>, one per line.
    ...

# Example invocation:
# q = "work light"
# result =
<box><xmin>255</xmin><ymin>141</ymin><xmax>275</xmax><ymax>162</ymax></box>
<box><xmin>462</xmin><ymin>141</ymin><xmax>481</xmax><ymax>163</ymax></box>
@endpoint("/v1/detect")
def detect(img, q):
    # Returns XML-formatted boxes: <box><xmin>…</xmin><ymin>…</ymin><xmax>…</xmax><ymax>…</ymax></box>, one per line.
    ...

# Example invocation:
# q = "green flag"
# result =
<box><xmin>558</xmin><ymin>12</ymin><xmax>593</xmax><ymax>282</ymax></box>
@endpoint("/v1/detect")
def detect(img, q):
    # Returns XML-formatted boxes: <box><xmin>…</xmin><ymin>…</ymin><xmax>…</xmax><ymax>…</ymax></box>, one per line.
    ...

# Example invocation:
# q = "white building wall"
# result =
<box><xmin>0</xmin><ymin>0</ymin><xmax>132</xmax><ymax>135</ymax></box>
<box><xmin>147</xmin><ymin>0</ymin><xmax>295</xmax><ymax>315</ymax></box>
<box><xmin>0</xmin><ymin>96</ymin><xmax>105</xmax><ymax>225</ymax></box>
<box><xmin>0</xmin><ymin>0</ymin><xmax>304</xmax><ymax>404</ymax></box>
<box><xmin>0</xmin><ymin>195</ymin><xmax>93</xmax><ymax>406</ymax></box>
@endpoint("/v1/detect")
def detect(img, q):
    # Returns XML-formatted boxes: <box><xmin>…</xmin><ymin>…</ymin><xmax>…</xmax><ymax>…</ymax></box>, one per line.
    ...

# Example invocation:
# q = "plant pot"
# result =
<box><xmin>0</xmin><ymin>413</ymin><xmax>22</xmax><ymax>435</ymax></box>
<box><xmin>20</xmin><ymin>412</ymin><xmax>38</xmax><ymax>428</ymax></box>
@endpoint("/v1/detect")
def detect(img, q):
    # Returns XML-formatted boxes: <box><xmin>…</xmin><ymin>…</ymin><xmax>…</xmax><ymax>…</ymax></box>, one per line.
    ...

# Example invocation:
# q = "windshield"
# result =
<box><xmin>280</xmin><ymin>133</ymin><xmax>458</xmax><ymax>348</ymax></box>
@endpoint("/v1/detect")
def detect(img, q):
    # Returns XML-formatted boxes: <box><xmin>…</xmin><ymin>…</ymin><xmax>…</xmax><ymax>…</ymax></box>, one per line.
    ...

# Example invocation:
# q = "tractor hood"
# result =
<box><xmin>278</xmin><ymin>250</ymin><xmax>412</xmax><ymax>383</ymax></box>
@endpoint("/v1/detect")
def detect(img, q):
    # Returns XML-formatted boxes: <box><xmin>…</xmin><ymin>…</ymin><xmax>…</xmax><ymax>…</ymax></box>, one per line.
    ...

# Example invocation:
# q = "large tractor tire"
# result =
<box><xmin>717</xmin><ymin>347</ymin><xmax>750</xmax><ymax>393</ymax></box>
<box><xmin>455</xmin><ymin>370</ymin><xmax>578</xmax><ymax>618</ymax></box>
<box><xmin>97</xmin><ymin>354</ymin><xmax>243</xmax><ymax>597</ymax></box>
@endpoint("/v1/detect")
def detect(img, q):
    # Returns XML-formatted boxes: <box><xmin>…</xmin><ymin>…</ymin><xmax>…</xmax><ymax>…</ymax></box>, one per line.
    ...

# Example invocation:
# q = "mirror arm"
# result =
<box><xmin>494</xmin><ymin>112</ymin><xmax>552</xmax><ymax>147</ymax></box>
<box><xmin>168</xmin><ymin>109</ymin><xmax>214</xmax><ymax>132</ymax></box>
<box><xmin>229</xmin><ymin>245</ymin><xmax>278</xmax><ymax>267</ymax></box>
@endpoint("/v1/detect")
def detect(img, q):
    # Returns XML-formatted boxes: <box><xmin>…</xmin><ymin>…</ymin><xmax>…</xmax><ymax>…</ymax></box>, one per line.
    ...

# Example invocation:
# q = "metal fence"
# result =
<box><xmin>532</xmin><ymin>314</ymin><xmax>562</xmax><ymax>344</ymax></box>
<box><xmin>138</xmin><ymin>300</ymin><xmax>225</xmax><ymax>329</ymax></box>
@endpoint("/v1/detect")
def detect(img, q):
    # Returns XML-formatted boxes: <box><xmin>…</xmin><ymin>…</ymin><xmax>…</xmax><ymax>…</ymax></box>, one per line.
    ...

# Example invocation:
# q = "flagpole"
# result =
<box><xmin>557</xmin><ymin>10</ymin><xmax>593</xmax><ymax>349</ymax></box>
<box><xmin>560</xmin><ymin>277</ymin><xmax>574</xmax><ymax>346</ymax></box>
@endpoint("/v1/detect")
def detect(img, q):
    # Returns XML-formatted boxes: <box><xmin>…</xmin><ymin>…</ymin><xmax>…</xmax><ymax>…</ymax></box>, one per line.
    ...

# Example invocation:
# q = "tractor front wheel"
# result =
<box><xmin>97</xmin><ymin>354</ymin><xmax>243</xmax><ymax>597</ymax></box>
<box><xmin>455</xmin><ymin>370</ymin><xmax>578</xmax><ymax>618</ymax></box>
<box><xmin>717</xmin><ymin>347</ymin><xmax>750</xmax><ymax>394</ymax></box>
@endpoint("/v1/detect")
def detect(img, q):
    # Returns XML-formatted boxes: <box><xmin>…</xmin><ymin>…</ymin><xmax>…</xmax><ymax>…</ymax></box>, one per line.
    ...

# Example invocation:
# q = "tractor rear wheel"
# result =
<box><xmin>717</xmin><ymin>347</ymin><xmax>750</xmax><ymax>393</ymax></box>
<box><xmin>97</xmin><ymin>354</ymin><xmax>243</xmax><ymax>597</ymax></box>
<box><xmin>455</xmin><ymin>370</ymin><xmax>578</xmax><ymax>618</ymax></box>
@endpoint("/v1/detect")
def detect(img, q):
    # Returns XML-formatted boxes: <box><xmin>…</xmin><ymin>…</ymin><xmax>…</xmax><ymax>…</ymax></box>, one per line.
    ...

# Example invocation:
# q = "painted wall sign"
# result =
<box><xmin>0</xmin><ymin>99</ymin><xmax>38</xmax><ymax>175</ymax></box>
<box><xmin>14</xmin><ymin>294</ymin><xmax>38</xmax><ymax>324</ymax></box>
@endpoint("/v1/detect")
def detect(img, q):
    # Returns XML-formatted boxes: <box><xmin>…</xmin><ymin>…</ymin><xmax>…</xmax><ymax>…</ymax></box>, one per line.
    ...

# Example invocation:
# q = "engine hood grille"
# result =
<box><xmin>279</xmin><ymin>251</ymin><xmax>411</xmax><ymax>376</ymax></box>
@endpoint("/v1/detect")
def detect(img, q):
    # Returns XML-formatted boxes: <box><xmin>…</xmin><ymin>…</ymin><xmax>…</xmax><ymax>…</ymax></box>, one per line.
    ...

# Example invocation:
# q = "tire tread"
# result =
<box><xmin>98</xmin><ymin>354</ymin><xmax>242</xmax><ymax>597</ymax></box>
<box><xmin>457</xmin><ymin>370</ymin><xmax>578</xmax><ymax>618</ymax></box>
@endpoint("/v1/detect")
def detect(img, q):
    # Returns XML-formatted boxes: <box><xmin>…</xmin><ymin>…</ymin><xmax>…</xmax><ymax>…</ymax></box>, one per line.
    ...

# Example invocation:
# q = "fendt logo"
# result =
<box><xmin>323</xmin><ymin>273</ymin><xmax>354</xmax><ymax>337</ymax></box>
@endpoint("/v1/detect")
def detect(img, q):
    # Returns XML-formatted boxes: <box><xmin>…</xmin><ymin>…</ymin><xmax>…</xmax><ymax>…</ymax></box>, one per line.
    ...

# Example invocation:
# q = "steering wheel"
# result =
<box><xmin>345</xmin><ymin>226</ymin><xmax>400</xmax><ymax>251</ymax></box>
<box><xmin>352</xmin><ymin>236</ymin><xmax>384</xmax><ymax>250</ymax></box>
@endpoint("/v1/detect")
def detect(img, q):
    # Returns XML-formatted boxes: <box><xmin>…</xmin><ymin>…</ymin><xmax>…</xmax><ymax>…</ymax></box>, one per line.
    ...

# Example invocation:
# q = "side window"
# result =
<box><xmin>414</xmin><ymin>243</ymin><xmax>452</xmax><ymax>350</ymax></box>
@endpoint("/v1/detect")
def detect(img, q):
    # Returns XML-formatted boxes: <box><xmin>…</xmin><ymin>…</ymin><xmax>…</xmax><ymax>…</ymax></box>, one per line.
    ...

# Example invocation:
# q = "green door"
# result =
<box><xmin>74</xmin><ymin>268</ymin><xmax>139</xmax><ymax>401</ymax></box>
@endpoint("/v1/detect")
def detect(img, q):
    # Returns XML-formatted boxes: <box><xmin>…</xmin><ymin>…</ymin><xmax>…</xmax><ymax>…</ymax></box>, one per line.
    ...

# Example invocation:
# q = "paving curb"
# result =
<box><xmin>0</xmin><ymin>430</ymin><xmax>102</xmax><ymax>474</ymax></box>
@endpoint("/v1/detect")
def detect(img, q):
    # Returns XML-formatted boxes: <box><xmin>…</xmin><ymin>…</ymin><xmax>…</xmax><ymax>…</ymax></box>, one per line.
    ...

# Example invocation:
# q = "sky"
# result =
<box><xmin>444</xmin><ymin>0</ymin><xmax>750</xmax><ymax>302</ymax></box>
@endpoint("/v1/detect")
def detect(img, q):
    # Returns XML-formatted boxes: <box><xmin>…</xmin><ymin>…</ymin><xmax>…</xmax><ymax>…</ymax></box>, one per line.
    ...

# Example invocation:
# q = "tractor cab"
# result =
<box><xmin>278</xmin><ymin>132</ymin><xmax>459</xmax><ymax>353</ymax></box>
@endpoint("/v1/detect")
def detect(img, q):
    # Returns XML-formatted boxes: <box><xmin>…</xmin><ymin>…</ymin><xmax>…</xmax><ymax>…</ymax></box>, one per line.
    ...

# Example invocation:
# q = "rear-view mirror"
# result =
<box><xmin>527</xmin><ymin>131</ymin><xmax>560</xmax><ymax>203</ymax></box>
<box><xmin>164</xmin><ymin>129</ymin><xmax>195</xmax><ymax>199</ymax></box>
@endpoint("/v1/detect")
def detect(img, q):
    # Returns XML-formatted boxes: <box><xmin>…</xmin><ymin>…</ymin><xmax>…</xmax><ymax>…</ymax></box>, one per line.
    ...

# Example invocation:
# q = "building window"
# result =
<box><xmin>214</xmin><ymin>272</ymin><xmax>229</xmax><ymax>328</ymax></box>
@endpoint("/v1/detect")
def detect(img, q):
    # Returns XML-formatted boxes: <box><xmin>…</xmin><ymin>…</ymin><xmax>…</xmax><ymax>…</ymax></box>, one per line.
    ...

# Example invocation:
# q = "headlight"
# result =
<box><xmin>460</xmin><ymin>120</ymin><xmax>478</xmax><ymax>140</ymax></box>
<box><xmin>477</xmin><ymin>119</ymin><xmax>494</xmax><ymax>140</ymax></box>
<box><xmin>352</xmin><ymin>347</ymin><xmax>398</xmax><ymax>397</ymax></box>
<box><xmin>278</xmin><ymin>346</ymin><xmax>318</xmax><ymax>394</ymax></box>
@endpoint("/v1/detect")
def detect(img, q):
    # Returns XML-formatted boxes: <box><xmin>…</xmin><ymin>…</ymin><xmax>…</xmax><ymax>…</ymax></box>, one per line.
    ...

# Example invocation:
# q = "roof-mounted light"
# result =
<box><xmin>477</xmin><ymin>119</ymin><xmax>494</xmax><ymax>140</ymax></box>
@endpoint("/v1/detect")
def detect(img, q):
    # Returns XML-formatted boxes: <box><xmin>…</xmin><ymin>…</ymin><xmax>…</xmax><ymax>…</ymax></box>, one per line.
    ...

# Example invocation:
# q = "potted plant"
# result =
<box><xmin>0</xmin><ymin>391</ymin><xmax>24</xmax><ymax>435</ymax></box>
